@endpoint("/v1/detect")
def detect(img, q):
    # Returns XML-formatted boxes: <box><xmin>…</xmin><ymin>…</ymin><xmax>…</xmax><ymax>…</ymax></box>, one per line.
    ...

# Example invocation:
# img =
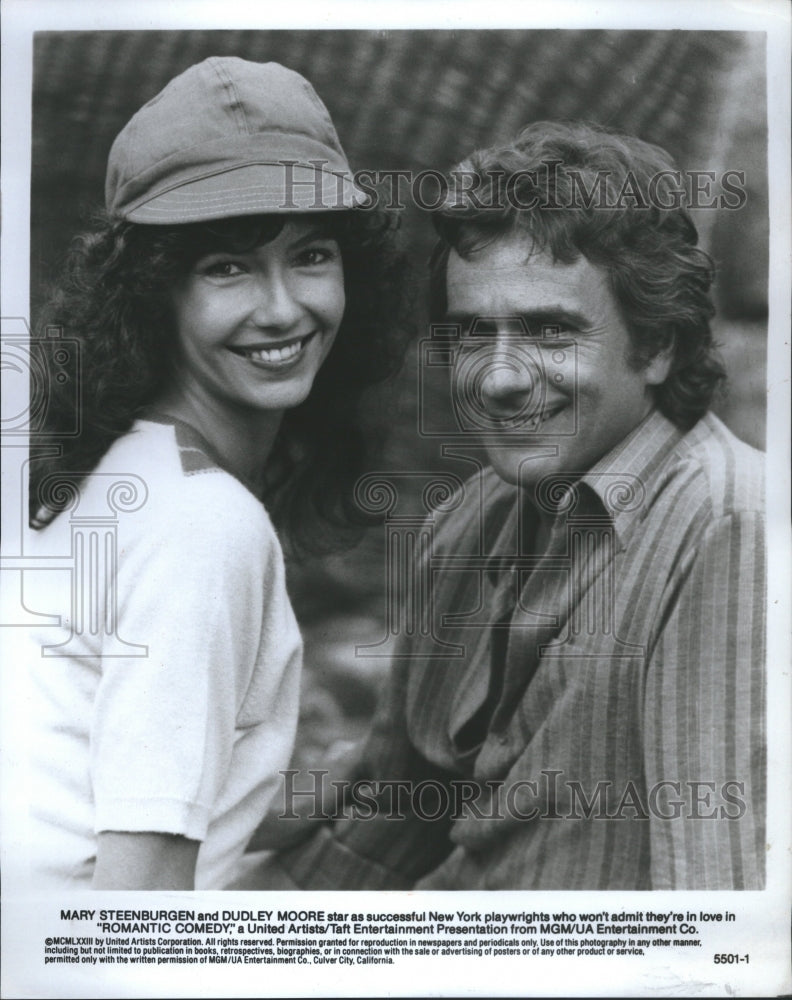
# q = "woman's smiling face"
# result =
<box><xmin>169</xmin><ymin>219</ymin><xmax>345</xmax><ymax>420</ymax></box>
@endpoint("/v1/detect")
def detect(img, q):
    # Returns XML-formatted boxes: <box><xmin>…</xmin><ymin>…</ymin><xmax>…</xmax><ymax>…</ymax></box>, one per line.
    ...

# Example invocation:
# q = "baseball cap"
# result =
<box><xmin>105</xmin><ymin>56</ymin><xmax>368</xmax><ymax>223</ymax></box>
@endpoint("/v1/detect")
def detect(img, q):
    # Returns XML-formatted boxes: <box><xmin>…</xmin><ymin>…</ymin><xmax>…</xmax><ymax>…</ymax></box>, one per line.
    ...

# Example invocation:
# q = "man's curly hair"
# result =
<box><xmin>430</xmin><ymin>120</ymin><xmax>725</xmax><ymax>431</ymax></box>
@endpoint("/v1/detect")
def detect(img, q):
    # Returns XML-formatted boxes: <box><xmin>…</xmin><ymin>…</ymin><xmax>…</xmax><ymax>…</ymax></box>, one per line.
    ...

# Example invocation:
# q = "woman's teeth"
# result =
<box><xmin>234</xmin><ymin>334</ymin><xmax>315</xmax><ymax>364</ymax></box>
<box><xmin>247</xmin><ymin>340</ymin><xmax>303</xmax><ymax>363</ymax></box>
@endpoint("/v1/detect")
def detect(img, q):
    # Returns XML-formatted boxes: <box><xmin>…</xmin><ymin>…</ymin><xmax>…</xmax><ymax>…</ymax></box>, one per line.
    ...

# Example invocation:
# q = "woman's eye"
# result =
<box><xmin>295</xmin><ymin>245</ymin><xmax>338</xmax><ymax>267</ymax></box>
<box><xmin>200</xmin><ymin>259</ymin><xmax>246</xmax><ymax>278</ymax></box>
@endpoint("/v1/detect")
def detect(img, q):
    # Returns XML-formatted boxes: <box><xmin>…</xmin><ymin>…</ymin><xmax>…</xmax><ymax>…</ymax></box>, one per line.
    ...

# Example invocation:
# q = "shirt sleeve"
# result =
<box><xmin>91</xmin><ymin>484</ymin><xmax>277</xmax><ymax>842</ymax></box>
<box><xmin>277</xmin><ymin>478</ymin><xmax>491</xmax><ymax>890</ymax></box>
<box><xmin>643</xmin><ymin>509</ymin><xmax>766</xmax><ymax>889</ymax></box>
<box><xmin>278</xmin><ymin>646</ymin><xmax>458</xmax><ymax>890</ymax></box>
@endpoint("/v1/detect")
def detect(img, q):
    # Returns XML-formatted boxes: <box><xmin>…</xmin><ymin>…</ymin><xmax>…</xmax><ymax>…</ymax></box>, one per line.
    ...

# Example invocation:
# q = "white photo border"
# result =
<box><xmin>2</xmin><ymin>2</ymin><xmax>789</xmax><ymax>998</ymax></box>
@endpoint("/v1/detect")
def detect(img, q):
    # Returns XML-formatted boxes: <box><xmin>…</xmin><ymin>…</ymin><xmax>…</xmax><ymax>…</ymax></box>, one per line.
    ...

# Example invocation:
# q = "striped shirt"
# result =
<box><xmin>281</xmin><ymin>409</ymin><xmax>765</xmax><ymax>889</ymax></box>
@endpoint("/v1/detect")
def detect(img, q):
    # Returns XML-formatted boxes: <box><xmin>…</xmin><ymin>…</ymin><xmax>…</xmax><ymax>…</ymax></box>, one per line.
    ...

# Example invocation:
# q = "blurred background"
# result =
<box><xmin>31</xmin><ymin>29</ymin><xmax>768</xmax><ymax>773</ymax></box>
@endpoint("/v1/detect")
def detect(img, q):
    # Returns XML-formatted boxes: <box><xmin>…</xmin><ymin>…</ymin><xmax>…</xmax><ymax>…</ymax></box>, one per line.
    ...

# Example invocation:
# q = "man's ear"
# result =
<box><xmin>644</xmin><ymin>340</ymin><xmax>674</xmax><ymax>387</ymax></box>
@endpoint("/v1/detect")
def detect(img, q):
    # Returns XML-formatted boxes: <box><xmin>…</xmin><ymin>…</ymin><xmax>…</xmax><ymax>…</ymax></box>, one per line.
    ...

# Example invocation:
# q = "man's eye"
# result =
<box><xmin>526</xmin><ymin>321</ymin><xmax>576</xmax><ymax>340</ymax></box>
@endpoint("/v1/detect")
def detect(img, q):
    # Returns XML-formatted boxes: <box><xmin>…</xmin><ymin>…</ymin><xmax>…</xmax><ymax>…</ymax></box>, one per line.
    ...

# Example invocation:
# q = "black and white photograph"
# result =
<box><xmin>1</xmin><ymin>0</ymin><xmax>790</xmax><ymax>997</ymax></box>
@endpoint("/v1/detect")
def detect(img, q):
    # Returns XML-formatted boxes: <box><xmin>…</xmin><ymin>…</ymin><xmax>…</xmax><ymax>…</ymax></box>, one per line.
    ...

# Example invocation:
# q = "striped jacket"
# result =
<box><xmin>281</xmin><ymin>410</ymin><xmax>765</xmax><ymax>889</ymax></box>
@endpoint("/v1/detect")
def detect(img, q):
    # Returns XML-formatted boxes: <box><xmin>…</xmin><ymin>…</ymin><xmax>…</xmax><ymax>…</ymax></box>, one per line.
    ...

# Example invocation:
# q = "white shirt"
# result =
<box><xmin>19</xmin><ymin>419</ymin><xmax>302</xmax><ymax>889</ymax></box>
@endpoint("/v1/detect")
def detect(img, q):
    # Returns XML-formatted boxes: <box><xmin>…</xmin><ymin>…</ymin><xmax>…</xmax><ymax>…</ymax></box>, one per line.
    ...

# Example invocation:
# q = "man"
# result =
<box><xmin>259</xmin><ymin>121</ymin><xmax>765</xmax><ymax>890</ymax></box>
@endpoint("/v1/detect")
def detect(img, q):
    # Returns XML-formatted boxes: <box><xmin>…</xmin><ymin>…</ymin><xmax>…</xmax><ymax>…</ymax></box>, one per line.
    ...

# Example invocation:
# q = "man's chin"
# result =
<box><xmin>483</xmin><ymin>442</ymin><xmax>561</xmax><ymax>489</ymax></box>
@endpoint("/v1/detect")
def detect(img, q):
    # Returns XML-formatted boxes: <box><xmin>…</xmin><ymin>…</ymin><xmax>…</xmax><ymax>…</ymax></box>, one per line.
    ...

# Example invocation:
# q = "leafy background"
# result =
<box><xmin>31</xmin><ymin>29</ymin><xmax>768</xmax><ymax>774</ymax></box>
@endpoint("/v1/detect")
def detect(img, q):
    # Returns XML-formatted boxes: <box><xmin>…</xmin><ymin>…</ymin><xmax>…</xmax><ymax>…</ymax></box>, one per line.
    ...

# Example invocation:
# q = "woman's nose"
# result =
<box><xmin>249</xmin><ymin>270</ymin><xmax>303</xmax><ymax>330</ymax></box>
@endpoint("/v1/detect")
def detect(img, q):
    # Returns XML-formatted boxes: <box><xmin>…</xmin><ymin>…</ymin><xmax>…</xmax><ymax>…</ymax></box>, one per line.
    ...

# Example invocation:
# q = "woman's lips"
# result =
<box><xmin>228</xmin><ymin>331</ymin><xmax>317</xmax><ymax>367</ymax></box>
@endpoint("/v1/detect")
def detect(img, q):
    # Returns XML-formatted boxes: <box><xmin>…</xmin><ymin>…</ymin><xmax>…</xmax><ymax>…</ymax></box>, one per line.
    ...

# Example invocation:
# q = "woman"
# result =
<box><xmin>25</xmin><ymin>57</ymin><xmax>406</xmax><ymax>890</ymax></box>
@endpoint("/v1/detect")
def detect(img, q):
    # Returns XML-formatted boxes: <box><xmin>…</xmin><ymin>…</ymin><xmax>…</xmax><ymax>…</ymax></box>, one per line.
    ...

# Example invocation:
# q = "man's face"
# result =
<box><xmin>444</xmin><ymin>234</ymin><xmax>670</xmax><ymax>492</ymax></box>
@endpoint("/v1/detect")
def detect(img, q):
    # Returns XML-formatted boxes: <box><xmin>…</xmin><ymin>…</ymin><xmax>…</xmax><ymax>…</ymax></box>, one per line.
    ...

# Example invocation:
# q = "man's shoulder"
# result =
<box><xmin>428</xmin><ymin>465</ymin><xmax>517</xmax><ymax>552</ymax></box>
<box><xmin>670</xmin><ymin>413</ymin><xmax>764</xmax><ymax>519</ymax></box>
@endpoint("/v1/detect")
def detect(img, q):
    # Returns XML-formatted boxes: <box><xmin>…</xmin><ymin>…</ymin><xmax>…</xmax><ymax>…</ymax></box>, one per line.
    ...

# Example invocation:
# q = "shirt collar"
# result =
<box><xmin>575</xmin><ymin>408</ymin><xmax>684</xmax><ymax>543</ymax></box>
<box><xmin>483</xmin><ymin>408</ymin><xmax>685</xmax><ymax>579</ymax></box>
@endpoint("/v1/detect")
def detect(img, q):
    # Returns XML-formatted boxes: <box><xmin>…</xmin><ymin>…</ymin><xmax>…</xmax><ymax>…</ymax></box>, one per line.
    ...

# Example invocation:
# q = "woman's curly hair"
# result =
<box><xmin>31</xmin><ymin>208</ymin><xmax>411</xmax><ymax>554</ymax></box>
<box><xmin>430</xmin><ymin>120</ymin><xmax>725</xmax><ymax>430</ymax></box>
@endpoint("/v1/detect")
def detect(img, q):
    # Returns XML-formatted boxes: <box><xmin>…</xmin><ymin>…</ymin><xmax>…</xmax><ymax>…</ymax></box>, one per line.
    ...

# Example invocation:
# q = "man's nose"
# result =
<box><xmin>478</xmin><ymin>340</ymin><xmax>544</xmax><ymax>415</ymax></box>
<box><xmin>250</xmin><ymin>271</ymin><xmax>303</xmax><ymax>330</ymax></box>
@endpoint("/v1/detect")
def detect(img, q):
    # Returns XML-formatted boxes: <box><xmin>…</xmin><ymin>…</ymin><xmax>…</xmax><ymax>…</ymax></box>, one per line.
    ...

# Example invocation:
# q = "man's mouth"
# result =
<box><xmin>490</xmin><ymin>401</ymin><xmax>567</xmax><ymax>431</ymax></box>
<box><xmin>228</xmin><ymin>332</ymin><xmax>317</xmax><ymax>367</ymax></box>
